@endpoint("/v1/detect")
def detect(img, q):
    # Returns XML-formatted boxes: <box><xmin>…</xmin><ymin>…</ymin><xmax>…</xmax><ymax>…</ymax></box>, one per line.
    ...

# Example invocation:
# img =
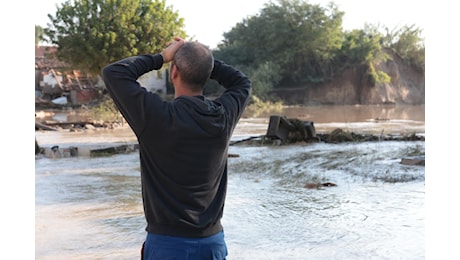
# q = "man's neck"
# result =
<box><xmin>174</xmin><ymin>84</ymin><xmax>202</xmax><ymax>98</ymax></box>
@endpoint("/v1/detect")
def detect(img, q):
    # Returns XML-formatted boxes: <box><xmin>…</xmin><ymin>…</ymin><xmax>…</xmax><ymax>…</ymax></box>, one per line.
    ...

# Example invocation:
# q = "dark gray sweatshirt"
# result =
<box><xmin>102</xmin><ymin>54</ymin><xmax>251</xmax><ymax>237</ymax></box>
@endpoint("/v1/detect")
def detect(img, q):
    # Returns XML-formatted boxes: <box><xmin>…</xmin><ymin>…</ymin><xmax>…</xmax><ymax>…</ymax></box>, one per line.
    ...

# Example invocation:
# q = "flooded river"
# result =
<box><xmin>35</xmin><ymin>105</ymin><xmax>425</xmax><ymax>259</ymax></box>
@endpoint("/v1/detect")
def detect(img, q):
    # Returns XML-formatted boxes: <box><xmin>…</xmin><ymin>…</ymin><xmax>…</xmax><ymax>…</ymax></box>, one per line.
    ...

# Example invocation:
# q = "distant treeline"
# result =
<box><xmin>36</xmin><ymin>0</ymin><xmax>424</xmax><ymax>102</ymax></box>
<box><xmin>208</xmin><ymin>0</ymin><xmax>424</xmax><ymax>100</ymax></box>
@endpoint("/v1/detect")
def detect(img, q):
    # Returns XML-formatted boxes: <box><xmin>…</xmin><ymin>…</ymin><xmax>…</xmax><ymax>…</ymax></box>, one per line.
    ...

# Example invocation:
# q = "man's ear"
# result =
<box><xmin>171</xmin><ymin>64</ymin><xmax>179</xmax><ymax>80</ymax></box>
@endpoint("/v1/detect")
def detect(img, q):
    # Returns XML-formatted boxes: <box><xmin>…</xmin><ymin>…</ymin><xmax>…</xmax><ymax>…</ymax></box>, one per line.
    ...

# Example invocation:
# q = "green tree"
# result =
<box><xmin>45</xmin><ymin>0</ymin><xmax>186</xmax><ymax>76</ymax></box>
<box><xmin>339</xmin><ymin>23</ymin><xmax>425</xmax><ymax>85</ymax></box>
<box><xmin>217</xmin><ymin>0</ymin><xmax>344</xmax><ymax>86</ymax></box>
<box><xmin>241</xmin><ymin>61</ymin><xmax>282</xmax><ymax>99</ymax></box>
<box><xmin>381</xmin><ymin>24</ymin><xmax>425</xmax><ymax>72</ymax></box>
<box><xmin>338</xmin><ymin>26</ymin><xmax>391</xmax><ymax>85</ymax></box>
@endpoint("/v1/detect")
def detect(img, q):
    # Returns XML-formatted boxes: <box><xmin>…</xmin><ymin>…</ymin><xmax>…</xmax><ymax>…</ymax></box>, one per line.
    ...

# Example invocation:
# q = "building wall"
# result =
<box><xmin>42</xmin><ymin>72</ymin><xmax>63</xmax><ymax>88</ymax></box>
<box><xmin>137</xmin><ymin>70</ymin><xmax>167</xmax><ymax>94</ymax></box>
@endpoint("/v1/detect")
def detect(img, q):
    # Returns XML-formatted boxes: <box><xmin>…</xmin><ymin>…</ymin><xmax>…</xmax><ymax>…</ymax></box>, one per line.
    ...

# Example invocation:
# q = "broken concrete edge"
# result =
<box><xmin>230</xmin><ymin>132</ymin><xmax>425</xmax><ymax>146</ymax></box>
<box><xmin>37</xmin><ymin>143</ymin><xmax>140</xmax><ymax>159</ymax></box>
<box><xmin>35</xmin><ymin>120</ymin><xmax>124</xmax><ymax>131</ymax></box>
<box><xmin>36</xmin><ymin>132</ymin><xmax>425</xmax><ymax>158</ymax></box>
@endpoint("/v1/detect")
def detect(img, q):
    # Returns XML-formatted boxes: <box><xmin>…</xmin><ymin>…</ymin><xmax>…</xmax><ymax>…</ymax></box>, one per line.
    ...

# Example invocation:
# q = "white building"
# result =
<box><xmin>137</xmin><ymin>69</ymin><xmax>168</xmax><ymax>94</ymax></box>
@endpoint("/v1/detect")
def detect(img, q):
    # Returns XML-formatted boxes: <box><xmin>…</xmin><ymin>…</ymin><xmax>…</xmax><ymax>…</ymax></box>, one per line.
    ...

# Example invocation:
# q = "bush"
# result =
<box><xmin>89</xmin><ymin>96</ymin><xmax>122</xmax><ymax>123</ymax></box>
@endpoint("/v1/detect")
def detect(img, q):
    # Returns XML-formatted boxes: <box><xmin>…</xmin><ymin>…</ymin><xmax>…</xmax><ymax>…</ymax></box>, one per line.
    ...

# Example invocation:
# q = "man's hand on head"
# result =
<box><xmin>161</xmin><ymin>37</ymin><xmax>185</xmax><ymax>63</ymax></box>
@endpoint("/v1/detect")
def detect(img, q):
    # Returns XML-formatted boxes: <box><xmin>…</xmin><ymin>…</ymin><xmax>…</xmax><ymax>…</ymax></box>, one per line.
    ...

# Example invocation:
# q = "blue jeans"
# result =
<box><xmin>142</xmin><ymin>231</ymin><xmax>227</xmax><ymax>260</ymax></box>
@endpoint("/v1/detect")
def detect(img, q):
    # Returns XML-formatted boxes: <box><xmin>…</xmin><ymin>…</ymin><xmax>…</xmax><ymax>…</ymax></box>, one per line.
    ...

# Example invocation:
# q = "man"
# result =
<box><xmin>102</xmin><ymin>37</ymin><xmax>251</xmax><ymax>259</ymax></box>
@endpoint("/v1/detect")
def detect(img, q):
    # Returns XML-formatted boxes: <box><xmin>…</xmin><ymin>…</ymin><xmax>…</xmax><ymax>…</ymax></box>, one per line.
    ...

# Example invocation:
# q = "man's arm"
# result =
<box><xmin>211</xmin><ymin>60</ymin><xmax>252</xmax><ymax>123</ymax></box>
<box><xmin>101</xmin><ymin>37</ymin><xmax>185</xmax><ymax>135</ymax></box>
<box><xmin>101</xmin><ymin>54</ymin><xmax>164</xmax><ymax>135</ymax></box>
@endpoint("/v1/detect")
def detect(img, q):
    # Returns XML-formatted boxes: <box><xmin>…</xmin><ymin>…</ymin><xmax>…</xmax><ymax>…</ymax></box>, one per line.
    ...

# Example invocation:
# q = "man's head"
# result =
<box><xmin>171</xmin><ymin>41</ymin><xmax>214</xmax><ymax>93</ymax></box>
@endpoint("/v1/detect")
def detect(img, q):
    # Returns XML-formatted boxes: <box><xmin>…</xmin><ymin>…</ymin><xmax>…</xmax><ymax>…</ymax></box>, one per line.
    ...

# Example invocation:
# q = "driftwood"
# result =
<box><xmin>39</xmin><ymin>121</ymin><xmax>90</xmax><ymax>126</ymax></box>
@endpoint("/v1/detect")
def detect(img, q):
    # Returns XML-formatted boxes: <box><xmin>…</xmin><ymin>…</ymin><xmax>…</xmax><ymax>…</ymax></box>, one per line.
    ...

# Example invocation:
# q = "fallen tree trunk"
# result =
<box><xmin>35</xmin><ymin>121</ymin><xmax>57</xmax><ymax>131</ymax></box>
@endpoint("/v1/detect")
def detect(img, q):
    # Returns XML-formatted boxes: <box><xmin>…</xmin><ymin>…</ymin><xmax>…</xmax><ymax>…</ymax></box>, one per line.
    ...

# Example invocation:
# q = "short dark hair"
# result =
<box><xmin>174</xmin><ymin>42</ymin><xmax>214</xmax><ymax>91</ymax></box>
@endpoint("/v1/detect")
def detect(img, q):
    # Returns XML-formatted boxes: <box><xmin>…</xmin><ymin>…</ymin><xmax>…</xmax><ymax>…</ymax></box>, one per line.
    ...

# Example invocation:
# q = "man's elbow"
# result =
<box><xmin>102</xmin><ymin>65</ymin><xmax>111</xmax><ymax>77</ymax></box>
<box><xmin>102</xmin><ymin>64</ymin><xmax>116</xmax><ymax>81</ymax></box>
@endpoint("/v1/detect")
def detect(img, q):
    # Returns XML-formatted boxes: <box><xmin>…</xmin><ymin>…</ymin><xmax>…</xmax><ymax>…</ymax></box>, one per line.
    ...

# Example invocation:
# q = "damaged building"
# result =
<box><xmin>35</xmin><ymin>46</ymin><xmax>168</xmax><ymax>108</ymax></box>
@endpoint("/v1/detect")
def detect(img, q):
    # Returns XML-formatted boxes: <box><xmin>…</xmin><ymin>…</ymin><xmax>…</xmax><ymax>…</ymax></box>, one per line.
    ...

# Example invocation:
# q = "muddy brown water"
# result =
<box><xmin>35</xmin><ymin>105</ymin><xmax>425</xmax><ymax>259</ymax></box>
<box><xmin>36</xmin><ymin>104</ymin><xmax>425</xmax><ymax>145</ymax></box>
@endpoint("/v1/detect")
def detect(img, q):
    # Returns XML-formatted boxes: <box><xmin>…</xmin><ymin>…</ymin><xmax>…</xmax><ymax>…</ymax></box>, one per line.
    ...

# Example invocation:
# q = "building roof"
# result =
<box><xmin>35</xmin><ymin>45</ymin><xmax>67</xmax><ymax>69</ymax></box>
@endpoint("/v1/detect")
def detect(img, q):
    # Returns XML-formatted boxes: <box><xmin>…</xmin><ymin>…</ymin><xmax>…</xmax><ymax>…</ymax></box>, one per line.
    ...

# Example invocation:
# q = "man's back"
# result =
<box><xmin>103</xmin><ymin>55</ymin><xmax>251</xmax><ymax>238</ymax></box>
<box><xmin>139</xmin><ymin>94</ymin><xmax>234</xmax><ymax>237</ymax></box>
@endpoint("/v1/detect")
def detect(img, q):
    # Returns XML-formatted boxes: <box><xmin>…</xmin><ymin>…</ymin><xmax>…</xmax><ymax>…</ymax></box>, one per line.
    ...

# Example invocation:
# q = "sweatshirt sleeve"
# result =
<box><xmin>211</xmin><ymin>59</ymin><xmax>252</xmax><ymax>124</ymax></box>
<box><xmin>101</xmin><ymin>54</ymin><xmax>165</xmax><ymax>136</ymax></box>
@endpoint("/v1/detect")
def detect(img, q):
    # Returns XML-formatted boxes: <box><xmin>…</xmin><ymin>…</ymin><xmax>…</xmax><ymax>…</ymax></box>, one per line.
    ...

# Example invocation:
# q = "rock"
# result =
<box><xmin>304</xmin><ymin>182</ymin><xmax>337</xmax><ymax>189</ymax></box>
<box><xmin>400</xmin><ymin>156</ymin><xmax>425</xmax><ymax>166</ymax></box>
